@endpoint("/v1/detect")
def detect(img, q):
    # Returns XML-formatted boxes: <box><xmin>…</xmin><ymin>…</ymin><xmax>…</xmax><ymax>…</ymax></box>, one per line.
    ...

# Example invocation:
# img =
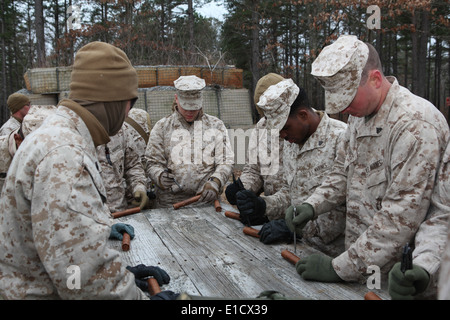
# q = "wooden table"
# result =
<box><xmin>108</xmin><ymin>202</ymin><xmax>390</xmax><ymax>300</ymax></box>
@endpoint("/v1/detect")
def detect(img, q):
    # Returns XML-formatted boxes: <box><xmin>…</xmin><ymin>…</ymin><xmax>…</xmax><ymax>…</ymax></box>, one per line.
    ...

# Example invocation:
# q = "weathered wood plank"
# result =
<box><xmin>108</xmin><ymin>202</ymin><xmax>389</xmax><ymax>300</ymax></box>
<box><xmin>195</xmin><ymin>204</ymin><xmax>390</xmax><ymax>300</ymax></box>
<box><xmin>145</xmin><ymin>208</ymin><xmax>265</xmax><ymax>297</ymax></box>
<box><xmin>109</xmin><ymin>211</ymin><xmax>200</xmax><ymax>295</ymax></box>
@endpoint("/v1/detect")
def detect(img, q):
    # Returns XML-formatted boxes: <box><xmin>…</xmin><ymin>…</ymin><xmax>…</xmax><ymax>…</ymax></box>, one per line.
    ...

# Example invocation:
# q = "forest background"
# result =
<box><xmin>0</xmin><ymin>0</ymin><xmax>449</xmax><ymax>125</ymax></box>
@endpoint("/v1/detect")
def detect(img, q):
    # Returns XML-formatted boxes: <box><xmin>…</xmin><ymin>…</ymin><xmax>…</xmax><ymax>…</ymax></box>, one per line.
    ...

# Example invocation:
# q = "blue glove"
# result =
<box><xmin>109</xmin><ymin>223</ymin><xmax>135</xmax><ymax>240</ymax></box>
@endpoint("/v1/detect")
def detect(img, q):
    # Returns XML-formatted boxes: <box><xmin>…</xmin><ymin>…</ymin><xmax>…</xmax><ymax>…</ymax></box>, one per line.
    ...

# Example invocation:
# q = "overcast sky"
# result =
<box><xmin>196</xmin><ymin>1</ymin><xmax>228</xmax><ymax>21</ymax></box>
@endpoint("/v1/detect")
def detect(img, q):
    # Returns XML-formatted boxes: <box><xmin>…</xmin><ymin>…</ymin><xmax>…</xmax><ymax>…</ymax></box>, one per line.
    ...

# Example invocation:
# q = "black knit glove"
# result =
<box><xmin>236</xmin><ymin>190</ymin><xmax>268</xmax><ymax>225</ymax></box>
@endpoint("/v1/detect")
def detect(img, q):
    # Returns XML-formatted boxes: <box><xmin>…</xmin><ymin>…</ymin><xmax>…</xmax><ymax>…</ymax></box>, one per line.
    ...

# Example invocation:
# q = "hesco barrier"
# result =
<box><xmin>24</xmin><ymin>65</ymin><xmax>243</xmax><ymax>94</ymax></box>
<box><xmin>14</xmin><ymin>89</ymin><xmax>59</xmax><ymax>106</ymax></box>
<box><xmin>16</xmin><ymin>85</ymin><xmax>254</xmax><ymax>170</ymax></box>
<box><xmin>135</xmin><ymin>66</ymin><xmax>243</xmax><ymax>89</ymax></box>
<box><xmin>15</xmin><ymin>84</ymin><xmax>254</xmax><ymax>170</ymax></box>
<box><xmin>58</xmin><ymin>86</ymin><xmax>253</xmax><ymax>129</ymax></box>
<box><xmin>18</xmin><ymin>64</ymin><xmax>252</xmax><ymax>130</ymax></box>
<box><xmin>24</xmin><ymin>67</ymin><xmax>73</xmax><ymax>94</ymax></box>
<box><xmin>21</xmin><ymin>65</ymin><xmax>251</xmax><ymax>129</ymax></box>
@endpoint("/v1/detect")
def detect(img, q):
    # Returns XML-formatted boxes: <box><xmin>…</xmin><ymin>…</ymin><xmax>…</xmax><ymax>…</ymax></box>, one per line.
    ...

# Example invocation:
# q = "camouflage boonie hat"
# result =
<box><xmin>174</xmin><ymin>75</ymin><xmax>206</xmax><ymax>111</ymax></box>
<box><xmin>256</xmin><ymin>78</ymin><xmax>299</xmax><ymax>131</ymax></box>
<box><xmin>311</xmin><ymin>35</ymin><xmax>369</xmax><ymax>114</ymax></box>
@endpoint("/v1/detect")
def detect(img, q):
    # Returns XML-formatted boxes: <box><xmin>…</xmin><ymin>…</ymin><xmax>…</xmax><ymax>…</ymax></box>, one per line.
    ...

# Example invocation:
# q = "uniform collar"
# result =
<box><xmin>174</xmin><ymin>107</ymin><xmax>204</xmax><ymax>128</ymax></box>
<box><xmin>11</xmin><ymin>115</ymin><xmax>23</xmax><ymax>123</ymax></box>
<box><xmin>300</xmin><ymin>111</ymin><xmax>329</xmax><ymax>153</ymax></box>
<box><xmin>57</xmin><ymin>100</ymin><xmax>109</xmax><ymax>153</ymax></box>
<box><xmin>353</xmin><ymin>76</ymin><xmax>399</xmax><ymax>138</ymax></box>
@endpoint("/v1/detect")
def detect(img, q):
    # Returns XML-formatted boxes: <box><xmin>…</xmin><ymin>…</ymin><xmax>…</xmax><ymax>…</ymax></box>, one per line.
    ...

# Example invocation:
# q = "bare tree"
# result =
<box><xmin>35</xmin><ymin>0</ymin><xmax>46</xmax><ymax>67</ymax></box>
<box><xmin>250</xmin><ymin>0</ymin><xmax>259</xmax><ymax>93</ymax></box>
<box><xmin>187</xmin><ymin>0</ymin><xmax>195</xmax><ymax>58</ymax></box>
<box><xmin>411</xmin><ymin>9</ymin><xmax>430</xmax><ymax>98</ymax></box>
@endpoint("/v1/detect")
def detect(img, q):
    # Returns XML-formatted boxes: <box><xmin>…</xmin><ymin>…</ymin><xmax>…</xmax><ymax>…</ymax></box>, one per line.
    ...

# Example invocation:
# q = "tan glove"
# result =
<box><xmin>158</xmin><ymin>170</ymin><xmax>175</xmax><ymax>190</ymax></box>
<box><xmin>198</xmin><ymin>178</ymin><xmax>220</xmax><ymax>203</ymax></box>
<box><xmin>132</xmin><ymin>190</ymin><xmax>149</xmax><ymax>210</ymax></box>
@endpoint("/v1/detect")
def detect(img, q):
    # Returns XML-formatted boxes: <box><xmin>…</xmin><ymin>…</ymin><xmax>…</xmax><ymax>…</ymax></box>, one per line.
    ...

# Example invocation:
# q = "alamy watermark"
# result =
<box><xmin>66</xmin><ymin>3</ymin><xmax>381</xmax><ymax>32</ymax></box>
<box><xmin>366</xmin><ymin>5</ymin><xmax>381</xmax><ymax>30</ymax></box>
<box><xmin>67</xmin><ymin>5</ymin><xmax>82</xmax><ymax>31</ymax></box>
<box><xmin>366</xmin><ymin>265</ymin><xmax>381</xmax><ymax>290</ymax></box>
<box><xmin>66</xmin><ymin>265</ymin><xmax>81</xmax><ymax>290</ymax></box>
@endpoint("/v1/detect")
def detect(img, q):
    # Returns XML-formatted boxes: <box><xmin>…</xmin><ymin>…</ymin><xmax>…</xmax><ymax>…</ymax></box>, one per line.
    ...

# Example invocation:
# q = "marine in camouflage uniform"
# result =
<box><xmin>145</xmin><ymin>75</ymin><xmax>234</xmax><ymax>208</ymax></box>
<box><xmin>125</xmin><ymin>108</ymin><xmax>153</xmax><ymax>206</ymax></box>
<box><xmin>259</xmin><ymin>81</ymin><xmax>347</xmax><ymax>252</ymax></box>
<box><xmin>287</xmin><ymin>35</ymin><xmax>450</xmax><ymax>288</ymax></box>
<box><xmin>436</xmin><ymin>141</ymin><xmax>450</xmax><ymax>299</ymax></box>
<box><xmin>233</xmin><ymin>79</ymin><xmax>299</xmax><ymax>226</ymax></box>
<box><xmin>281</xmin><ymin>110</ymin><xmax>347</xmax><ymax>249</ymax></box>
<box><xmin>231</xmin><ymin>74</ymin><xmax>291</xmax><ymax>222</ymax></box>
<box><xmin>0</xmin><ymin>105</ymin><xmax>56</xmax><ymax>192</ymax></box>
<box><xmin>96</xmin><ymin>121</ymin><xmax>148</xmax><ymax>213</ymax></box>
<box><xmin>0</xmin><ymin>135</ymin><xmax>13</xmax><ymax>192</ymax></box>
<box><xmin>0</xmin><ymin>42</ymin><xmax>167</xmax><ymax>299</ymax></box>
<box><xmin>0</xmin><ymin>93</ymin><xmax>31</xmax><ymax>136</ymax></box>
<box><xmin>238</xmin><ymin>118</ymin><xmax>289</xmax><ymax>221</ymax></box>
<box><xmin>0</xmin><ymin>117</ymin><xmax>21</xmax><ymax>137</ymax></box>
<box><xmin>229</xmin><ymin>76</ymin><xmax>347</xmax><ymax>252</ymax></box>
<box><xmin>126</xmin><ymin>108</ymin><xmax>152</xmax><ymax>171</ymax></box>
<box><xmin>388</xmin><ymin>139</ymin><xmax>450</xmax><ymax>299</ymax></box>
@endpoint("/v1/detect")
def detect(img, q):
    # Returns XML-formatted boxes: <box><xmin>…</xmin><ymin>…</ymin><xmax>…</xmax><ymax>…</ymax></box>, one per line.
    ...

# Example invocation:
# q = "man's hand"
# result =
<box><xmin>388</xmin><ymin>262</ymin><xmax>430</xmax><ymax>300</ymax></box>
<box><xmin>150</xmin><ymin>291</ymin><xmax>180</xmax><ymax>300</ymax></box>
<box><xmin>258</xmin><ymin>219</ymin><xmax>294</xmax><ymax>244</ymax></box>
<box><xmin>285</xmin><ymin>203</ymin><xmax>314</xmax><ymax>235</ymax></box>
<box><xmin>295</xmin><ymin>254</ymin><xmax>342</xmax><ymax>282</ymax></box>
<box><xmin>132</xmin><ymin>190</ymin><xmax>149</xmax><ymax>210</ymax></box>
<box><xmin>158</xmin><ymin>170</ymin><xmax>175</xmax><ymax>190</ymax></box>
<box><xmin>126</xmin><ymin>264</ymin><xmax>171</xmax><ymax>293</ymax></box>
<box><xmin>109</xmin><ymin>223</ymin><xmax>135</xmax><ymax>241</ymax></box>
<box><xmin>236</xmin><ymin>190</ymin><xmax>268</xmax><ymax>225</ymax></box>
<box><xmin>225</xmin><ymin>177</ymin><xmax>244</xmax><ymax>205</ymax></box>
<box><xmin>198</xmin><ymin>178</ymin><xmax>220</xmax><ymax>203</ymax></box>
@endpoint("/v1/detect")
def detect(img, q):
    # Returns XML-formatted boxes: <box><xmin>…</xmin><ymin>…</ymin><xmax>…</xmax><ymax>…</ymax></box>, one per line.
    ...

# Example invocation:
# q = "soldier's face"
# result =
<box><xmin>280</xmin><ymin>110</ymin><xmax>310</xmax><ymax>145</ymax></box>
<box><xmin>18</xmin><ymin>104</ymin><xmax>31</xmax><ymax>119</ymax></box>
<box><xmin>176</xmin><ymin>101</ymin><xmax>200</xmax><ymax>123</ymax></box>
<box><xmin>342</xmin><ymin>70</ymin><xmax>382</xmax><ymax>117</ymax></box>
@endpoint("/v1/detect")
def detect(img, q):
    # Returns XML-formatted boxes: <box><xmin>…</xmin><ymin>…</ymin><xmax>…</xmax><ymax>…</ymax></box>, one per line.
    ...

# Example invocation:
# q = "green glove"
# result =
<box><xmin>388</xmin><ymin>262</ymin><xmax>430</xmax><ymax>300</ymax></box>
<box><xmin>285</xmin><ymin>203</ymin><xmax>314</xmax><ymax>235</ymax></box>
<box><xmin>295</xmin><ymin>253</ymin><xmax>342</xmax><ymax>282</ymax></box>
